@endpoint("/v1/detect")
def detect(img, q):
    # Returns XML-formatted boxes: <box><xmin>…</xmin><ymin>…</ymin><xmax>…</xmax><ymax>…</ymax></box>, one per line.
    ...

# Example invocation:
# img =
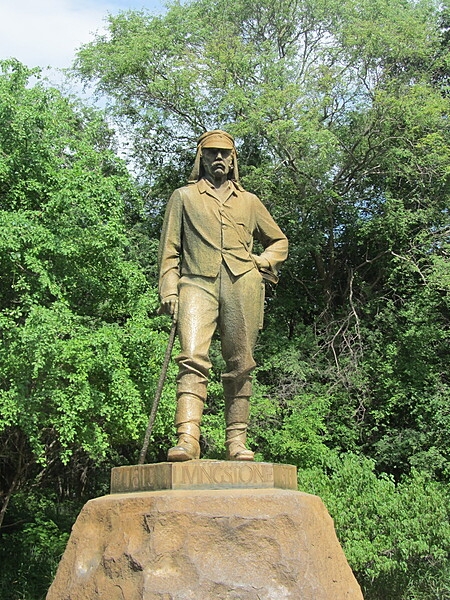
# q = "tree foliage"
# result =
<box><xmin>0</xmin><ymin>61</ymin><xmax>180</xmax><ymax>596</ymax></box>
<box><xmin>75</xmin><ymin>0</ymin><xmax>450</xmax><ymax>477</ymax></box>
<box><xmin>72</xmin><ymin>1</ymin><xmax>450</xmax><ymax>596</ymax></box>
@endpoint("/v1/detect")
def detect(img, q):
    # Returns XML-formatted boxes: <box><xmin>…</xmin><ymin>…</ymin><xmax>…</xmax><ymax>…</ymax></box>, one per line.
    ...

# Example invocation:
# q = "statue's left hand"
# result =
<box><xmin>252</xmin><ymin>255</ymin><xmax>270</xmax><ymax>271</ymax></box>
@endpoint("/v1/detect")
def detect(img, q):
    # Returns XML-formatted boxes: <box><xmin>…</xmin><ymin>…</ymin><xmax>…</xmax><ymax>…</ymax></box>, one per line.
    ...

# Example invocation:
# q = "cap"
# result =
<box><xmin>198</xmin><ymin>130</ymin><xmax>235</xmax><ymax>150</ymax></box>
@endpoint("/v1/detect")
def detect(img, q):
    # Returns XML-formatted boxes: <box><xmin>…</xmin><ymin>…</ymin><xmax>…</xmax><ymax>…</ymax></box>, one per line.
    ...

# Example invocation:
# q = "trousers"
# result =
<box><xmin>176</xmin><ymin>262</ymin><xmax>264</xmax><ymax>401</ymax></box>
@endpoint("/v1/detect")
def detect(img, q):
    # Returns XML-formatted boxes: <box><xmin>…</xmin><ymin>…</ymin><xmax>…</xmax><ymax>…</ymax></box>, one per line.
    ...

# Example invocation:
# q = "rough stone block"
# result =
<box><xmin>47</xmin><ymin>487</ymin><xmax>364</xmax><ymax>599</ymax></box>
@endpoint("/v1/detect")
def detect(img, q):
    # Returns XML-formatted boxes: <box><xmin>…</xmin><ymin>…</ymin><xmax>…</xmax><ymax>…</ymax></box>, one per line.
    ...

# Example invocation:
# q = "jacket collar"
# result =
<box><xmin>197</xmin><ymin>178</ymin><xmax>242</xmax><ymax>197</ymax></box>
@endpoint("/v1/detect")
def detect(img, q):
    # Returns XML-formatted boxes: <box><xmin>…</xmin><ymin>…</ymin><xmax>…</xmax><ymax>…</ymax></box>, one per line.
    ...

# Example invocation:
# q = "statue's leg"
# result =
<box><xmin>167</xmin><ymin>393</ymin><xmax>204</xmax><ymax>461</ymax></box>
<box><xmin>219</xmin><ymin>265</ymin><xmax>264</xmax><ymax>461</ymax></box>
<box><xmin>224</xmin><ymin>396</ymin><xmax>254</xmax><ymax>461</ymax></box>
<box><xmin>168</xmin><ymin>275</ymin><xmax>218</xmax><ymax>461</ymax></box>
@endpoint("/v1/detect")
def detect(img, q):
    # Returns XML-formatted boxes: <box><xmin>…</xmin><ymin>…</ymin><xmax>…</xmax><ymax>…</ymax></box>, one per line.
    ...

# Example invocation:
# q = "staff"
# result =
<box><xmin>138</xmin><ymin>316</ymin><xmax>177</xmax><ymax>465</ymax></box>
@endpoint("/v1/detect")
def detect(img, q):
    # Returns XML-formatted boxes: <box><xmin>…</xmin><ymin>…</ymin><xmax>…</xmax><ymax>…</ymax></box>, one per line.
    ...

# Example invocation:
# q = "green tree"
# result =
<box><xmin>0</xmin><ymin>60</ymin><xmax>182</xmax><ymax>597</ymax></box>
<box><xmin>301</xmin><ymin>456</ymin><xmax>450</xmax><ymax>599</ymax></box>
<box><xmin>75</xmin><ymin>0</ymin><xmax>450</xmax><ymax>474</ymax></box>
<box><xmin>74</xmin><ymin>2</ymin><xmax>450</xmax><ymax>596</ymax></box>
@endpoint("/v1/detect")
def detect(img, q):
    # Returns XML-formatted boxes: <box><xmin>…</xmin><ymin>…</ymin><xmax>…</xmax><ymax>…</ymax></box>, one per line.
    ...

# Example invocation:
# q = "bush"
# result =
<box><xmin>299</xmin><ymin>454</ymin><xmax>450</xmax><ymax>599</ymax></box>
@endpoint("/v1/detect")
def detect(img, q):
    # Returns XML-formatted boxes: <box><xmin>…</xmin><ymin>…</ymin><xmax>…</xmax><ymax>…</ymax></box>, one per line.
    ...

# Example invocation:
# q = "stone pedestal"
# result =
<box><xmin>47</xmin><ymin>462</ymin><xmax>363</xmax><ymax>599</ymax></box>
<box><xmin>111</xmin><ymin>460</ymin><xmax>298</xmax><ymax>492</ymax></box>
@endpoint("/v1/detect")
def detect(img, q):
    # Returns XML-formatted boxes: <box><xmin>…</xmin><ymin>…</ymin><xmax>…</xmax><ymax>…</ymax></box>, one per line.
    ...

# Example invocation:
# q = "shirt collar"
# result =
<box><xmin>197</xmin><ymin>178</ymin><xmax>238</xmax><ymax>197</ymax></box>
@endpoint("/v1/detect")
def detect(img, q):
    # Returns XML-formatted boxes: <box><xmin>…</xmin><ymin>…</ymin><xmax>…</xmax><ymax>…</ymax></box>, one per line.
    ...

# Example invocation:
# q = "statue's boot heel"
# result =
<box><xmin>167</xmin><ymin>433</ymin><xmax>200</xmax><ymax>461</ymax></box>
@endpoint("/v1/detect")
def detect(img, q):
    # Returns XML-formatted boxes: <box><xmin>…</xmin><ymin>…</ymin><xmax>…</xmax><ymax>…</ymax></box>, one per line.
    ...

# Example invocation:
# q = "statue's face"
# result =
<box><xmin>201</xmin><ymin>147</ymin><xmax>234</xmax><ymax>181</ymax></box>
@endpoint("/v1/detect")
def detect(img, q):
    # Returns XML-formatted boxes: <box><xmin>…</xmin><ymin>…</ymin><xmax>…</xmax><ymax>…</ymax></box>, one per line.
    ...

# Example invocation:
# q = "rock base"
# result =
<box><xmin>47</xmin><ymin>487</ymin><xmax>363</xmax><ymax>599</ymax></box>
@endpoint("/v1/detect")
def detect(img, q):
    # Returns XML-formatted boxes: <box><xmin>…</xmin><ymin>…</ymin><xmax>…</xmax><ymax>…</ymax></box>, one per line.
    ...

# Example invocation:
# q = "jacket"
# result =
<box><xmin>158</xmin><ymin>178</ymin><xmax>288</xmax><ymax>300</ymax></box>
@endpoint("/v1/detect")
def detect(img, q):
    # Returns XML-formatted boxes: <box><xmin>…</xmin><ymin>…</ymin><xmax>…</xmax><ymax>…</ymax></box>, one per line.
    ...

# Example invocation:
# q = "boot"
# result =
<box><xmin>225</xmin><ymin>396</ymin><xmax>254</xmax><ymax>461</ymax></box>
<box><xmin>167</xmin><ymin>394</ymin><xmax>203</xmax><ymax>461</ymax></box>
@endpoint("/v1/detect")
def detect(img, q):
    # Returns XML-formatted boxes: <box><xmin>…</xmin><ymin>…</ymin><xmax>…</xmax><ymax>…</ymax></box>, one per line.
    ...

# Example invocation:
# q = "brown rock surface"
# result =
<box><xmin>47</xmin><ymin>488</ymin><xmax>363</xmax><ymax>600</ymax></box>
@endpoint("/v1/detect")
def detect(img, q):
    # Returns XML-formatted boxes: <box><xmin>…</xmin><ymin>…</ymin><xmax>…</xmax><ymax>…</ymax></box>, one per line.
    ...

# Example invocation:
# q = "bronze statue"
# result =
<box><xmin>158</xmin><ymin>130</ymin><xmax>288</xmax><ymax>461</ymax></box>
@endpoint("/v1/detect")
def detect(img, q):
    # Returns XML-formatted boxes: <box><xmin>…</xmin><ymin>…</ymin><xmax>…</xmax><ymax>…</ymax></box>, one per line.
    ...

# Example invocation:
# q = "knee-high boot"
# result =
<box><xmin>225</xmin><ymin>396</ymin><xmax>254</xmax><ymax>461</ymax></box>
<box><xmin>167</xmin><ymin>394</ymin><xmax>204</xmax><ymax>461</ymax></box>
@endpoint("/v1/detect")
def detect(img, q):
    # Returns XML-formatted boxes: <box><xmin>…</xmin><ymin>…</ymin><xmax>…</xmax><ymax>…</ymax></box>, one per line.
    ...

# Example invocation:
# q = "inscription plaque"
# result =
<box><xmin>110</xmin><ymin>461</ymin><xmax>297</xmax><ymax>493</ymax></box>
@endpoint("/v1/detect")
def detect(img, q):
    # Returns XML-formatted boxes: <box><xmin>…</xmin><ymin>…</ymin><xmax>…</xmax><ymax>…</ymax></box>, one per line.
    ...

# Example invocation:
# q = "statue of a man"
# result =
<box><xmin>158</xmin><ymin>130</ymin><xmax>288</xmax><ymax>461</ymax></box>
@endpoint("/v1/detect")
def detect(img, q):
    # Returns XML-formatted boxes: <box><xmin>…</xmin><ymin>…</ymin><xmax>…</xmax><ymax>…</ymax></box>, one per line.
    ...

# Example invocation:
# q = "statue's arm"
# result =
<box><xmin>158</xmin><ymin>190</ymin><xmax>183</xmax><ymax>316</ymax></box>
<box><xmin>253</xmin><ymin>197</ymin><xmax>288</xmax><ymax>277</ymax></box>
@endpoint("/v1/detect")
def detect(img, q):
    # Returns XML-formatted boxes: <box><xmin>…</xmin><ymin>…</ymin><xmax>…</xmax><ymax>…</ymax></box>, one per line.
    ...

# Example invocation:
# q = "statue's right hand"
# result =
<box><xmin>158</xmin><ymin>295</ymin><xmax>179</xmax><ymax>322</ymax></box>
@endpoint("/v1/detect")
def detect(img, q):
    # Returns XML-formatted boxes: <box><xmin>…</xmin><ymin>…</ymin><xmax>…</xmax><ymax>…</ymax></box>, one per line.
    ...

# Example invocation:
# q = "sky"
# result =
<box><xmin>0</xmin><ymin>0</ymin><xmax>167</xmax><ymax>74</ymax></box>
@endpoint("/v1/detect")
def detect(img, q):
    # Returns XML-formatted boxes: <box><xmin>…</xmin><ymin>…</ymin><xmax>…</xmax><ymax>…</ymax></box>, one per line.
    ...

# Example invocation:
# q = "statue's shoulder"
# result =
<box><xmin>233</xmin><ymin>182</ymin><xmax>260</xmax><ymax>202</ymax></box>
<box><xmin>176</xmin><ymin>182</ymin><xmax>200</xmax><ymax>195</ymax></box>
<box><xmin>169</xmin><ymin>183</ymin><xmax>197</xmax><ymax>203</ymax></box>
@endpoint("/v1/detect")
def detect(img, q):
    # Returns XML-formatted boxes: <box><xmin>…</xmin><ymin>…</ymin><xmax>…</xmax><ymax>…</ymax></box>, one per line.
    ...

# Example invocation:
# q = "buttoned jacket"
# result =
<box><xmin>158</xmin><ymin>178</ymin><xmax>288</xmax><ymax>300</ymax></box>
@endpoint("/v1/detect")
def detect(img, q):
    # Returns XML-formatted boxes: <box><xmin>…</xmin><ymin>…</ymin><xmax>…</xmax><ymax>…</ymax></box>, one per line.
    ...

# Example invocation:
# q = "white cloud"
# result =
<box><xmin>0</xmin><ymin>0</ymin><xmax>102</xmax><ymax>69</ymax></box>
<box><xmin>0</xmin><ymin>0</ymin><xmax>165</xmax><ymax>71</ymax></box>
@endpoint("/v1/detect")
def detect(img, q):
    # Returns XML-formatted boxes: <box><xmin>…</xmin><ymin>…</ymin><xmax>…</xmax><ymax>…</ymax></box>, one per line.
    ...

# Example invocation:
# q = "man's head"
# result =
<box><xmin>201</xmin><ymin>146</ymin><xmax>234</xmax><ymax>182</ymax></box>
<box><xmin>188</xmin><ymin>130</ymin><xmax>239</xmax><ymax>184</ymax></box>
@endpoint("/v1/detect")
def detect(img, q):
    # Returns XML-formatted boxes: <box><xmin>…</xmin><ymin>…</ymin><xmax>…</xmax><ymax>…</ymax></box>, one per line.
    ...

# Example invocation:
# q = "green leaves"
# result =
<box><xmin>301</xmin><ymin>457</ymin><xmax>450</xmax><ymax>597</ymax></box>
<box><xmin>0</xmin><ymin>61</ymin><xmax>162</xmax><ymax>513</ymax></box>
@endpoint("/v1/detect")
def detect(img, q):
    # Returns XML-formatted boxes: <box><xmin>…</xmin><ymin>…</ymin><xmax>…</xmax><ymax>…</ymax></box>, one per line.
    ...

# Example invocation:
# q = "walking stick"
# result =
<box><xmin>138</xmin><ymin>317</ymin><xmax>177</xmax><ymax>465</ymax></box>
